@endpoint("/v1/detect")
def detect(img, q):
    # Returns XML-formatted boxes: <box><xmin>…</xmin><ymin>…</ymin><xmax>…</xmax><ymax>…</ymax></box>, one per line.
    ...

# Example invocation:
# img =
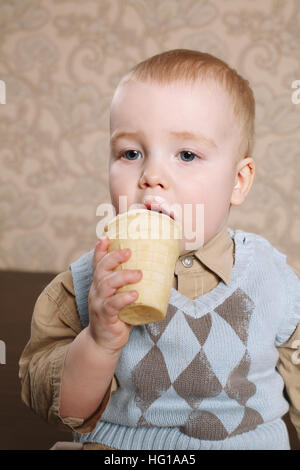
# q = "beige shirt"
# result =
<box><xmin>18</xmin><ymin>226</ymin><xmax>300</xmax><ymax>441</ymax></box>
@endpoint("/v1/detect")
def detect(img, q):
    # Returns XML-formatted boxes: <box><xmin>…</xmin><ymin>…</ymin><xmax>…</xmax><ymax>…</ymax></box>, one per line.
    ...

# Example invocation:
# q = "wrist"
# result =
<box><xmin>84</xmin><ymin>325</ymin><xmax>123</xmax><ymax>359</ymax></box>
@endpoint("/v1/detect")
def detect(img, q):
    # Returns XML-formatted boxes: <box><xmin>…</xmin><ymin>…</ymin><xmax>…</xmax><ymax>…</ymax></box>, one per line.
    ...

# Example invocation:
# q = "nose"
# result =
<box><xmin>138</xmin><ymin>162</ymin><xmax>170</xmax><ymax>190</ymax></box>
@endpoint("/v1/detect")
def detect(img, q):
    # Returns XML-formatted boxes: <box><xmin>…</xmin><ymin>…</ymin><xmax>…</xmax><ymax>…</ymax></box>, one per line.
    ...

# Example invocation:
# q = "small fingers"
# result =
<box><xmin>97</xmin><ymin>269</ymin><xmax>142</xmax><ymax>298</ymax></box>
<box><xmin>93</xmin><ymin>236</ymin><xmax>110</xmax><ymax>272</ymax></box>
<box><xmin>102</xmin><ymin>290</ymin><xmax>138</xmax><ymax>316</ymax></box>
<box><xmin>100</xmin><ymin>246</ymin><xmax>133</xmax><ymax>273</ymax></box>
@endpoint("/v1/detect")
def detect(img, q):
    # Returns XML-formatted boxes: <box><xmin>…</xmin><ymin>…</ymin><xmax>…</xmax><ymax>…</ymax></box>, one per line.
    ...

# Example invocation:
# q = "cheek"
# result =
<box><xmin>179</xmin><ymin>167</ymin><xmax>234</xmax><ymax>235</ymax></box>
<box><xmin>201</xmin><ymin>167</ymin><xmax>235</xmax><ymax>233</ymax></box>
<box><xmin>202</xmin><ymin>164</ymin><xmax>234</xmax><ymax>200</ymax></box>
<box><xmin>109</xmin><ymin>164</ymin><xmax>136</xmax><ymax>210</ymax></box>
<box><xmin>204</xmin><ymin>170</ymin><xmax>234</xmax><ymax>217</ymax></box>
<box><xmin>109</xmin><ymin>166</ymin><xmax>125</xmax><ymax>202</ymax></box>
<box><xmin>180</xmin><ymin>166</ymin><xmax>232</xmax><ymax>205</ymax></box>
<box><xmin>110</xmin><ymin>163</ymin><xmax>130</xmax><ymax>189</ymax></box>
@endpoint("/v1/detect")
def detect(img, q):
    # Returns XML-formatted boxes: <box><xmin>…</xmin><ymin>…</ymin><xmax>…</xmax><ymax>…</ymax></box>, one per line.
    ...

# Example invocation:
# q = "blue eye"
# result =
<box><xmin>179</xmin><ymin>151</ymin><xmax>197</xmax><ymax>162</ymax></box>
<box><xmin>120</xmin><ymin>149</ymin><xmax>199</xmax><ymax>162</ymax></box>
<box><xmin>123</xmin><ymin>150</ymin><xmax>142</xmax><ymax>160</ymax></box>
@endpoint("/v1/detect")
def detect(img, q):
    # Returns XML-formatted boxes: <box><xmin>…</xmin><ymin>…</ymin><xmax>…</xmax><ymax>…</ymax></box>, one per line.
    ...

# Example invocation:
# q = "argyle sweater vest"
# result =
<box><xmin>70</xmin><ymin>229</ymin><xmax>300</xmax><ymax>450</ymax></box>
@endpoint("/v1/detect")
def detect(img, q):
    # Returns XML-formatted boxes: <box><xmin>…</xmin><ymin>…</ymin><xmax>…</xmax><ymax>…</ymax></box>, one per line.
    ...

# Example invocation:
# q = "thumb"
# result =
<box><xmin>93</xmin><ymin>236</ymin><xmax>110</xmax><ymax>271</ymax></box>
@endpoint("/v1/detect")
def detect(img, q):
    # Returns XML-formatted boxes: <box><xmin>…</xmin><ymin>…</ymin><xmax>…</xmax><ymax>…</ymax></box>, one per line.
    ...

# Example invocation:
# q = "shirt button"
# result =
<box><xmin>182</xmin><ymin>256</ymin><xmax>193</xmax><ymax>268</ymax></box>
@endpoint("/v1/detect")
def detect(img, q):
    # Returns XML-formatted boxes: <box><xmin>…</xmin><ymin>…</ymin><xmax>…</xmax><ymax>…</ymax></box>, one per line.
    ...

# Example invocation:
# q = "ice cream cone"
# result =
<box><xmin>102</xmin><ymin>209</ymin><xmax>182</xmax><ymax>325</ymax></box>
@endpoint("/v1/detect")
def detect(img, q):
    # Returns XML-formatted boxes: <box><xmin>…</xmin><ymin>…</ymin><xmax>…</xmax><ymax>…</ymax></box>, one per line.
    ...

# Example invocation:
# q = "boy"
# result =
<box><xmin>19</xmin><ymin>49</ymin><xmax>300</xmax><ymax>450</ymax></box>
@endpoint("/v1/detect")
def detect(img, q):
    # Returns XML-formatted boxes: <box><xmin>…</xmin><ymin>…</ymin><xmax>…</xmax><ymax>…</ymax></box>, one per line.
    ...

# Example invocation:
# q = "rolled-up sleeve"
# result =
<box><xmin>276</xmin><ymin>264</ymin><xmax>300</xmax><ymax>443</ymax></box>
<box><xmin>18</xmin><ymin>270</ymin><xmax>117</xmax><ymax>434</ymax></box>
<box><xmin>277</xmin><ymin>323</ymin><xmax>300</xmax><ymax>442</ymax></box>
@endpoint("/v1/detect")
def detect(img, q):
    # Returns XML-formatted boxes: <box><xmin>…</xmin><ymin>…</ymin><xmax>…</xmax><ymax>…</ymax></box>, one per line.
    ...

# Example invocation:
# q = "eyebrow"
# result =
<box><xmin>110</xmin><ymin>130</ymin><xmax>217</xmax><ymax>149</ymax></box>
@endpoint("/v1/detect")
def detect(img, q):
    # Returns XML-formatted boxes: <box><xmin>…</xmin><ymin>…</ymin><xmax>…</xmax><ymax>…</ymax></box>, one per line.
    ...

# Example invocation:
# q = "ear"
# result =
<box><xmin>230</xmin><ymin>157</ymin><xmax>256</xmax><ymax>206</ymax></box>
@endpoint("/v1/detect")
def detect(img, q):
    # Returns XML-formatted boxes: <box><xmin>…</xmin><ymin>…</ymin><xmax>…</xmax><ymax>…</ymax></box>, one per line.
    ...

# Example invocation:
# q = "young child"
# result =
<box><xmin>19</xmin><ymin>49</ymin><xmax>300</xmax><ymax>450</ymax></box>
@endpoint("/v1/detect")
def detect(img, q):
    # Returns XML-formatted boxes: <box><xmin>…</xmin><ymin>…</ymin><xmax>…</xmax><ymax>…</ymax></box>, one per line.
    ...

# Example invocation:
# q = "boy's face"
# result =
<box><xmin>109</xmin><ymin>79</ymin><xmax>244</xmax><ymax>254</ymax></box>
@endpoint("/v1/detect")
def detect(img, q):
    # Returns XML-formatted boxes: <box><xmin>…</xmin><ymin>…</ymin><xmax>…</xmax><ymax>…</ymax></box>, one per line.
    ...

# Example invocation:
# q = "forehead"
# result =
<box><xmin>111</xmin><ymin>78</ymin><xmax>231</xmax><ymax>114</ymax></box>
<box><xmin>110</xmin><ymin>79</ymin><xmax>237</xmax><ymax>141</ymax></box>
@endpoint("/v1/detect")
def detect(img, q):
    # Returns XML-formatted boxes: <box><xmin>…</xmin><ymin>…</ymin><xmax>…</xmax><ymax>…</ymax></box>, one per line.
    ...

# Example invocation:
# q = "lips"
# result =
<box><xmin>144</xmin><ymin>201</ymin><xmax>175</xmax><ymax>220</ymax></box>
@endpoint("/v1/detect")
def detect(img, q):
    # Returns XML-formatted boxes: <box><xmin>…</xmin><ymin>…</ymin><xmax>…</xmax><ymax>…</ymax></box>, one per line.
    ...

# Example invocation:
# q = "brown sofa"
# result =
<box><xmin>0</xmin><ymin>269</ymin><xmax>299</xmax><ymax>450</ymax></box>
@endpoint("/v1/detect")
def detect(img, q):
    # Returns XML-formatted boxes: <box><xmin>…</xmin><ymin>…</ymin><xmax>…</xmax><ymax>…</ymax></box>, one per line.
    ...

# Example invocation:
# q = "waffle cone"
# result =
<box><xmin>103</xmin><ymin>209</ymin><xmax>181</xmax><ymax>325</ymax></box>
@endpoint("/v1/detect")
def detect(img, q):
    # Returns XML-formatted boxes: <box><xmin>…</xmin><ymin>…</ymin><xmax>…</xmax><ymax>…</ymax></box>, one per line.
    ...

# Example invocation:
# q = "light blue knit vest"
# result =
<box><xmin>70</xmin><ymin>228</ymin><xmax>300</xmax><ymax>450</ymax></box>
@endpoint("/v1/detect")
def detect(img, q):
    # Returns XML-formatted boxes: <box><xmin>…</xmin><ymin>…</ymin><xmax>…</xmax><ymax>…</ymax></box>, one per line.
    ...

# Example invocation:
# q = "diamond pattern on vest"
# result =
<box><xmin>131</xmin><ymin>288</ymin><xmax>264</xmax><ymax>440</ymax></box>
<box><xmin>214</xmin><ymin>287</ymin><xmax>253</xmax><ymax>346</ymax></box>
<box><xmin>224</xmin><ymin>351</ymin><xmax>256</xmax><ymax>406</ymax></box>
<box><xmin>180</xmin><ymin>410</ymin><xmax>228</xmax><ymax>441</ymax></box>
<box><xmin>132</xmin><ymin>345</ymin><xmax>171</xmax><ymax>416</ymax></box>
<box><xmin>173</xmin><ymin>350</ymin><xmax>223</xmax><ymax>408</ymax></box>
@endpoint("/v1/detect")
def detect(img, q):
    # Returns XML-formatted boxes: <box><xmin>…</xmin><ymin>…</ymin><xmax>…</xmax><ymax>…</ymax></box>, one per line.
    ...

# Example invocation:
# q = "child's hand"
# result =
<box><xmin>86</xmin><ymin>237</ymin><xmax>142</xmax><ymax>354</ymax></box>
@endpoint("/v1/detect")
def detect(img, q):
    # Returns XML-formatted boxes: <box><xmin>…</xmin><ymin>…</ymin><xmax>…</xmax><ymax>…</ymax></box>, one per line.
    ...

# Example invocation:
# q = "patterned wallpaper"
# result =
<box><xmin>0</xmin><ymin>0</ymin><xmax>299</xmax><ymax>273</ymax></box>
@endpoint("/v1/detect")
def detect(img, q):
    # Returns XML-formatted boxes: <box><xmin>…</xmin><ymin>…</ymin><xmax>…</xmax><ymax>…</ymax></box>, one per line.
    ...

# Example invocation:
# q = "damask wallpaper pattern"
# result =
<box><xmin>0</xmin><ymin>0</ymin><xmax>299</xmax><ymax>272</ymax></box>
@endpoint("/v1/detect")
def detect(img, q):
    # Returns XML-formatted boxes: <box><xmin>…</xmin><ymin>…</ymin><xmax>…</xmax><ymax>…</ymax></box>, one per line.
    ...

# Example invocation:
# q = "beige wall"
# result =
<box><xmin>0</xmin><ymin>0</ymin><xmax>299</xmax><ymax>273</ymax></box>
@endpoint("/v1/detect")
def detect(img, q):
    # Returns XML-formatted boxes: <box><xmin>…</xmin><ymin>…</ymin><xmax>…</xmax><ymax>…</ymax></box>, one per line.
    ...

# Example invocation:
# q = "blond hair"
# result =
<box><xmin>119</xmin><ymin>49</ymin><xmax>255</xmax><ymax>162</ymax></box>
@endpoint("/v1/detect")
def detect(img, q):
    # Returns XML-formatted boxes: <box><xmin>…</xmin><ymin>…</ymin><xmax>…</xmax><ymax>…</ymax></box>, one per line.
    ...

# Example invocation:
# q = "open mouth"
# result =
<box><xmin>151</xmin><ymin>208</ymin><xmax>173</xmax><ymax>218</ymax></box>
<box><xmin>144</xmin><ymin>203</ymin><xmax>175</xmax><ymax>220</ymax></box>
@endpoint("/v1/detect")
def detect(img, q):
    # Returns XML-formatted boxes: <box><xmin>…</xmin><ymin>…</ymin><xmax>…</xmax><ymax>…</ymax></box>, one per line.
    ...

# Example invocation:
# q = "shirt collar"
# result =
<box><xmin>176</xmin><ymin>225</ymin><xmax>234</xmax><ymax>285</ymax></box>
